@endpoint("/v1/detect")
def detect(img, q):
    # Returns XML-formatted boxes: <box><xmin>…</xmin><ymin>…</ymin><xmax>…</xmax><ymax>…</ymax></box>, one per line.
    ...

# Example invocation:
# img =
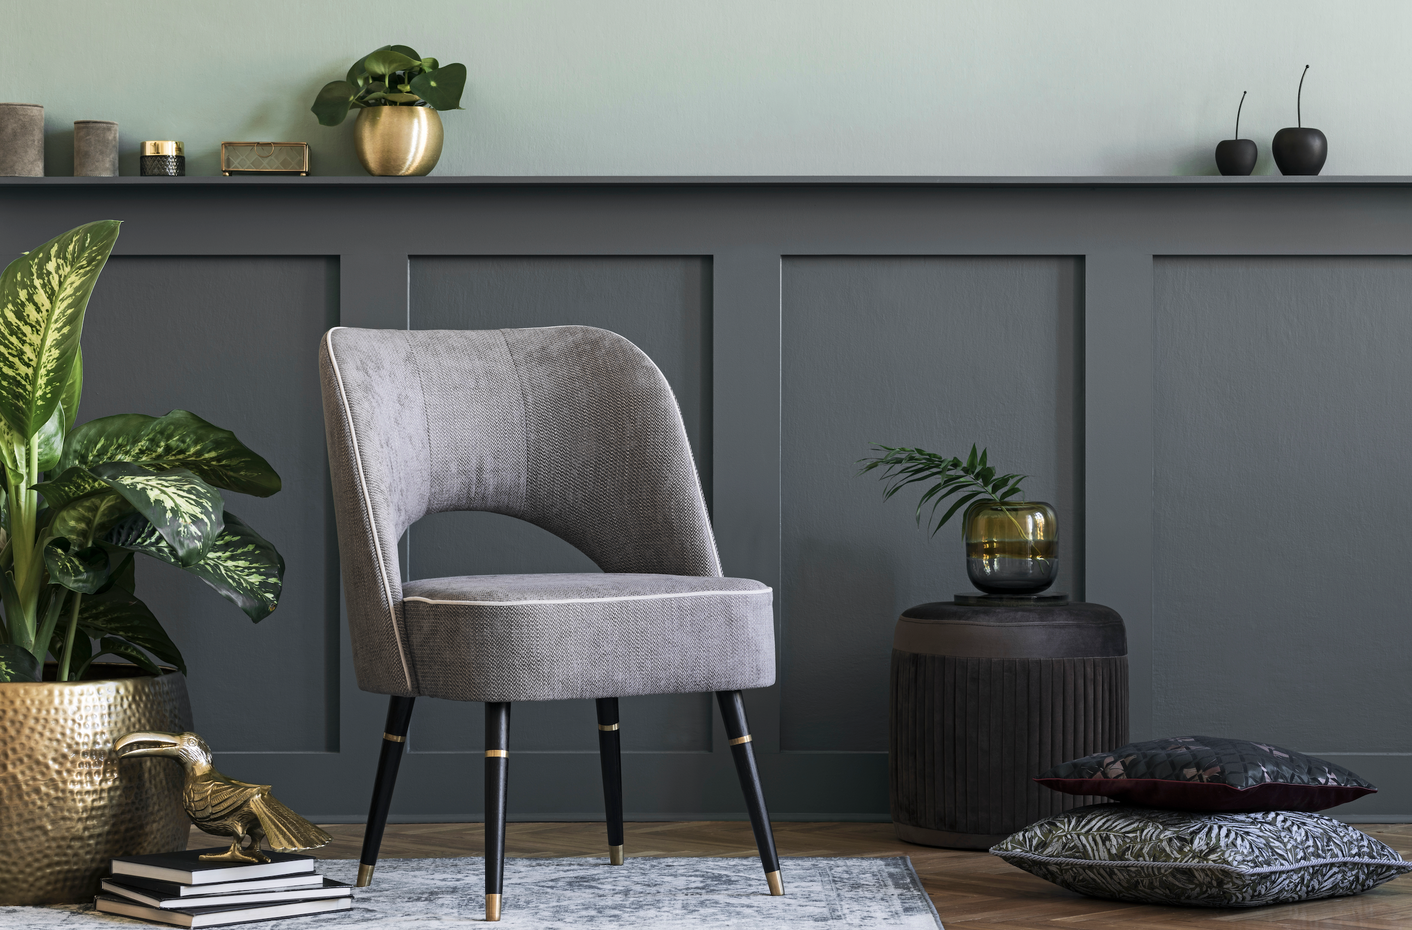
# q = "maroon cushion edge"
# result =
<box><xmin>1033</xmin><ymin>777</ymin><xmax>1376</xmax><ymax>813</ymax></box>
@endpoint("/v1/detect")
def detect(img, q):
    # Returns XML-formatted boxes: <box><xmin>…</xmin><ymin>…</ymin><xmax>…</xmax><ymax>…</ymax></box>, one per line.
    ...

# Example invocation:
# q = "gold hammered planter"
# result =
<box><xmin>354</xmin><ymin>106</ymin><xmax>444</xmax><ymax>176</ymax></box>
<box><xmin>0</xmin><ymin>665</ymin><xmax>193</xmax><ymax>905</ymax></box>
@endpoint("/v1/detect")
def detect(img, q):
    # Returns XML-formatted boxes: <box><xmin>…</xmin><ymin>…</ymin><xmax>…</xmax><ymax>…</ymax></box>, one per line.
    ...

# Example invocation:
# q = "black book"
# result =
<box><xmin>102</xmin><ymin>876</ymin><xmax>350</xmax><ymax>909</ymax></box>
<box><xmin>100</xmin><ymin>872</ymin><xmax>327</xmax><ymax>898</ymax></box>
<box><xmin>110</xmin><ymin>849</ymin><xmax>317</xmax><ymax>885</ymax></box>
<box><xmin>95</xmin><ymin>894</ymin><xmax>352</xmax><ymax>927</ymax></box>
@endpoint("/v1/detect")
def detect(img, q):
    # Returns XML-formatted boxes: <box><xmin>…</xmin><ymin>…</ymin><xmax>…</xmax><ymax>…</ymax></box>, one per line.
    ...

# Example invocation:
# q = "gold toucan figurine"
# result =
<box><xmin>115</xmin><ymin>731</ymin><xmax>332</xmax><ymax>864</ymax></box>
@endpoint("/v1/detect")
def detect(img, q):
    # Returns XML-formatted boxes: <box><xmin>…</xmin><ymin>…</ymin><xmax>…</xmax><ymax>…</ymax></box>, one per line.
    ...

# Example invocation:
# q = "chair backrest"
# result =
<box><xmin>319</xmin><ymin>325</ymin><xmax>721</xmax><ymax>695</ymax></box>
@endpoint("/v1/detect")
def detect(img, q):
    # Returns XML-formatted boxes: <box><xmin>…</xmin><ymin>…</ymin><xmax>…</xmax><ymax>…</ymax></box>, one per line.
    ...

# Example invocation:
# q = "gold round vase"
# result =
<box><xmin>963</xmin><ymin>500</ymin><xmax>1059</xmax><ymax>595</ymax></box>
<box><xmin>0</xmin><ymin>666</ymin><xmax>193</xmax><ymax>904</ymax></box>
<box><xmin>354</xmin><ymin>106</ymin><xmax>444</xmax><ymax>176</ymax></box>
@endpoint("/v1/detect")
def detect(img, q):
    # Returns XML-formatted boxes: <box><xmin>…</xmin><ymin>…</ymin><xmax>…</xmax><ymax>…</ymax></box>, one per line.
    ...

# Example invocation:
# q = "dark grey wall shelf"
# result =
<box><xmin>3</xmin><ymin>177</ymin><xmax>1409</xmax><ymax>822</ymax></box>
<box><xmin>7</xmin><ymin>174</ymin><xmax>1412</xmax><ymax>186</ymax></box>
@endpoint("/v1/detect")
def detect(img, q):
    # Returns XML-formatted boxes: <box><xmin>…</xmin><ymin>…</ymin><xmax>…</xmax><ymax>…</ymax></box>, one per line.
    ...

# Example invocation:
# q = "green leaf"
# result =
<box><xmin>48</xmin><ymin>487</ymin><xmax>132</xmax><ymax>544</ymax></box>
<box><xmin>312</xmin><ymin>80</ymin><xmax>358</xmax><ymax>126</ymax></box>
<box><xmin>64</xmin><ymin>629</ymin><xmax>94</xmax><ymax>679</ymax></box>
<box><xmin>389</xmin><ymin>45</ymin><xmax>421</xmax><ymax>61</ymax></box>
<box><xmin>34</xmin><ymin>464</ymin><xmax>108</xmax><ymax>512</ymax></box>
<box><xmin>34</xmin><ymin>402</ymin><xmax>64</xmax><ymax>473</ymax></box>
<box><xmin>78</xmin><ymin>587</ymin><xmax>184</xmax><ymax>674</ymax></box>
<box><xmin>97</xmin><ymin>548</ymin><xmax>135</xmax><ymax>594</ymax></box>
<box><xmin>91</xmin><ymin>463</ymin><xmax>224</xmax><ymax>566</ymax></box>
<box><xmin>0</xmin><ymin>220</ymin><xmax>120</xmax><ymax>439</ymax></box>
<box><xmin>91</xmin><ymin>636</ymin><xmax>160</xmax><ymax>676</ymax></box>
<box><xmin>419</xmin><ymin>57</ymin><xmax>439</xmax><ymax>71</ymax></box>
<box><xmin>59</xmin><ymin>410</ymin><xmax>280</xmax><ymax>497</ymax></box>
<box><xmin>965</xmin><ymin>445</ymin><xmax>979</xmax><ymax>471</ymax></box>
<box><xmin>106</xmin><ymin>511</ymin><xmax>282</xmax><ymax>621</ymax></box>
<box><xmin>0</xmin><ymin>642</ymin><xmax>40</xmax><ymax>681</ymax></box>
<box><xmin>935</xmin><ymin>491</ymin><xmax>982</xmax><ymax>535</ymax></box>
<box><xmin>364</xmin><ymin>49</ymin><xmax>421</xmax><ymax>77</ymax></box>
<box><xmin>345</xmin><ymin>47</ymin><xmax>387</xmax><ymax>85</ymax></box>
<box><xmin>410</xmin><ymin>62</ymin><xmax>466</xmax><ymax>111</ymax></box>
<box><xmin>58</xmin><ymin>344</ymin><xmax>81</xmax><ymax>432</ymax></box>
<box><xmin>43</xmin><ymin>537</ymin><xmax>110</xmax><ymax>593</ymax></box>
<box><xmin>380</xmin><ymin>93</ymin><xmax>421</xmax><ymax>104</ymax></box>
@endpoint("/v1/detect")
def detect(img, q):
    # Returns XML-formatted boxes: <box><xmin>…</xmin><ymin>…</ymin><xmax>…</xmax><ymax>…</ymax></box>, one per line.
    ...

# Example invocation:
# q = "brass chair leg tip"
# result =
<box><xmin>609</xmin><ymin>844</ymin><xmax>624</xmax><ymax>866</ymax></box>
<box><xmin>356</xmin><ymin>863</ymin><xmax>375</xmax><ymax>887</ymax></box>
<box><xmin>485</xmin><ymin>893</ymin><xmax>501</xmax><ymax>921</ymax></box>
<box><xmin>766</xmin><ymin>870</ymin><xmax>784</xmax><ymax>896</ymax></box>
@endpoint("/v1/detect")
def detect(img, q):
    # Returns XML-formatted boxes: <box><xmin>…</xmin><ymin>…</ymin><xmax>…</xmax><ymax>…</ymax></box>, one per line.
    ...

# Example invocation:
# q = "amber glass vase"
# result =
<box><xmin>963</xmin><ymin>500</ymin><xmax>1058</xmax><ymax>595</ymax></box>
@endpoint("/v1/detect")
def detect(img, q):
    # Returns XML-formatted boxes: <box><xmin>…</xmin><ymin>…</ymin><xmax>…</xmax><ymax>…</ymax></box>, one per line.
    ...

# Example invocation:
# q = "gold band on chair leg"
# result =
<box><xmin>486</xmin><ymin>893</ymin><xmax>502</xmax><ymax>921</ymax></box>
<box><xmin>766</xmin><ymin>870</ymin><xmax>784</xmax><ymax>896</ymax></box>
<box><xmin>356</xmin><ymin>863</ymin><xmax>375</xmax><ymax>887</ymax></box>
<box><xmin>382</xmin><ymin>732</ymin><xmax>405</xmax><ymax>743</ymax></box>
<box><xmin>597</xmin><ymin>723</ymin><xmax>619</xmax><ymax>731</ymax></box>
<box><xmin>728</xmin><ymin>734</ymin><xmax>752</xmax><ymax>746</ymax></box>
<box><xmin>609</xmin><ymin>844</ymin><xmax>624</xmax><ymax>866</ymax></box>
<box><xmin>485</xmin><ymin>749</ymin><xmax>508</xmax><ymax>758</ymax></box>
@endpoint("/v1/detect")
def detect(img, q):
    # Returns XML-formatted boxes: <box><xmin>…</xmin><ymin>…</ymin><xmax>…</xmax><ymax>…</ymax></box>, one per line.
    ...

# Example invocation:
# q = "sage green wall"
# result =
<box><xmin>4</xmin><ymin>2</ymin><xmax>1408</xmax><ymax>176</ymax></box>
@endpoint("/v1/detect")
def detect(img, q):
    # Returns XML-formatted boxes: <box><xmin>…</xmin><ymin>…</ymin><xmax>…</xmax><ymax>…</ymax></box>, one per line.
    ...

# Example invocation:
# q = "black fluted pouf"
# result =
<box><xmin>889</xmin><ymin>600</ymin><xmax>1128</xmax><ymax>849</ymax></box>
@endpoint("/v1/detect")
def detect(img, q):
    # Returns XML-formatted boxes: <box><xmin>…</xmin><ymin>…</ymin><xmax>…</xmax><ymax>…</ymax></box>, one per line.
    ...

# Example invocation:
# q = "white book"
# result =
<box><xmin>95</xmin><ymin>893</ymin><xmax>352</xmax><ymax>927</ymax></box>
<box><xmin>110</xmin><ymin>848</ymin><xmax>316</xmax><ymax>885</ymax></box>
<box><xmin>101</xmin><ymin>876</ymin><xmax>350</xmax><ymax>909</ymax></box>
<box><xmin>101</xmin><ymin>872</ymin><xmax>326</xmax><ymax>897</ymax></box>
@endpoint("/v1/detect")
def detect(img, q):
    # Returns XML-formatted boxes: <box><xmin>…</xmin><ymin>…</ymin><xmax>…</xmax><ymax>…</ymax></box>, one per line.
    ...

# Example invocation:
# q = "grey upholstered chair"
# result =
<box><xmin>319</xmin><ymin>325</ymin><xmax>781</xmax><ymax>921</ymax></box>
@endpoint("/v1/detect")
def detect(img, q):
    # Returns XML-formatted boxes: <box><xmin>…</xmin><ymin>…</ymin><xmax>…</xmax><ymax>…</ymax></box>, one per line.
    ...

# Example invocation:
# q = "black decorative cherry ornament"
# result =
<box><xmin>1272</xmin><ymin>66</ymin><xmax>1327</xmax><ymax>176</ymax></box>
<box><xmin>1215</xmin><ymin>91</ymin><xmax>1258</xmax><ymax>176</ymax></box>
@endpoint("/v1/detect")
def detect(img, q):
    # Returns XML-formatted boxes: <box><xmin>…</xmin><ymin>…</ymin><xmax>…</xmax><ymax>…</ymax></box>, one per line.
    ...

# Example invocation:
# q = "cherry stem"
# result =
<box><xmin>1297</xmin><ymin>65</ymin><xmax>1309</xmax><ymax>128</ymax></box>
<box><xmin>1235</xmin><ymin>90</ymin><xmax>1247</xmax><ymax>139</ymax></box>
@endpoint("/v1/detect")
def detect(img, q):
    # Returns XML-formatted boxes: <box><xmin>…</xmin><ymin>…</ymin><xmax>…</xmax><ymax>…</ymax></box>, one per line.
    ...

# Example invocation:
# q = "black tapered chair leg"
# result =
<box><xmin>358</xmin><ymin>695</ymin><xmax>416</xmax><ymax>887</ymax></box>
<box><xmin>595</xmin><ymin>697</ymin><xmax>625</xmax><ymax>864</ymax></box>
<box><xmin>485</xmin><ymin>702</ymin><xmax>511</xmax><ymax>921</ymax></box>
<box><xmin>716</xmin><ymin>690</ymin><xmax>783</xmax><ymax>895</ymax></box>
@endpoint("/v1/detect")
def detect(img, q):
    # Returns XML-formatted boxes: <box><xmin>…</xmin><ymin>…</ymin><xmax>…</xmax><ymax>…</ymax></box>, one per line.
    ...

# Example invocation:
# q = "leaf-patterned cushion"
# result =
<box><xmin>1035</xmin><ymin>736</ymin><xmax>1376</xmax><ymax>812</ymax></box>
<box><xmin>992</xmin><ymin>804</ymin><xmax>1411</xmax><ymax>907</ymax></box>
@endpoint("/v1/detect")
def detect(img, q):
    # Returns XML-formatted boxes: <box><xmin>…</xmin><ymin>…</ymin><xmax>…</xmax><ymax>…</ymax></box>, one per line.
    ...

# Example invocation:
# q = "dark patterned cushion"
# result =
<box><xmin>992</xmin><ymin>804</ymin><xmax>1411</xmax><ymax>907</ymax></box>
<box><xmin>1035</xmin><ymin>736</ymin><xmax>1376</xmax><ymax>812</ymax></box>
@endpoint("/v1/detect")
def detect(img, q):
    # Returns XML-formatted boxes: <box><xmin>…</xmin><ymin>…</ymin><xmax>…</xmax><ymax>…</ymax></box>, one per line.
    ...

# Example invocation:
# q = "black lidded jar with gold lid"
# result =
<box><xmin>140</xmin><ymin>140</ymin><xmax>184</xmax><ymax>176</ymax></box>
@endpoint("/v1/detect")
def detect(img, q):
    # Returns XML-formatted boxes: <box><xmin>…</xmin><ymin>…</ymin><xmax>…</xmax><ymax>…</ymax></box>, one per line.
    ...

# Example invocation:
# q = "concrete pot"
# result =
<box><xmin>0</xmin><ymin>103</ymin><xmax>44</xmax><ymax>177</ymax></box>
<box><xmin>74</xmin><ymin>120</ymin><xmax>119</xmax><ymax>177</ymax></box>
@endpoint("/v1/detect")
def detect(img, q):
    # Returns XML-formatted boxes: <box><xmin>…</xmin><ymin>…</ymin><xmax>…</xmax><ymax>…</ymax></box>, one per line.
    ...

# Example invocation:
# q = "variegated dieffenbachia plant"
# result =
<box><xmin>0</xmin><ymin>220</ymin><xmax>285</xmax><ymax>683</ymax></box>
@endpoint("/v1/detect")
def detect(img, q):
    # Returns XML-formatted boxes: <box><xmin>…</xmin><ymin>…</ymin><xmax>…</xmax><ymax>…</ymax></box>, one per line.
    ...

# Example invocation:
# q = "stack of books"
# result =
<box><xmin>94</xmin><ymin>848</ymin><xmax>352</xmax><ymax>928</ymax></box>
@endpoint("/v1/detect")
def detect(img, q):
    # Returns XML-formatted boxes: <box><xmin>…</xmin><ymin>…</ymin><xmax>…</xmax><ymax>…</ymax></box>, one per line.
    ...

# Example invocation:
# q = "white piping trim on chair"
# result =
<box><xmin>325</xmin><ymin>327</ymin><xmax>415</xmax><ymax>692</ymax></box>
<box><xmin>403</xmin><ymin>588</ymin><xmax>773</xmax><ymax>608</ymax></box>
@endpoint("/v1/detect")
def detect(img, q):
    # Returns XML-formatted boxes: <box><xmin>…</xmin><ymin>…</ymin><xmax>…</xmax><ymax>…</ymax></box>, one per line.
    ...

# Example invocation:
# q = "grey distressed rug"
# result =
<box><xmin>3</xmin><ymin>856</ymin><xmax>943</xmax><ymax>929</ymax></box>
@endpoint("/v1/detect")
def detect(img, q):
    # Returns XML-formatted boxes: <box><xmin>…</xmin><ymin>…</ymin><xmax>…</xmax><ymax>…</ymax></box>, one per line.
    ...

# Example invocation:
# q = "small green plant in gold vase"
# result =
<box><xmin>859</xmin><ymin>444</ymin><xmax>1058</xmax><ymax>595</ymax></box>
<box><xmin>311</xmin><ymin>45</ymin><xmax>468</xmax><ymax>176</ymax></box>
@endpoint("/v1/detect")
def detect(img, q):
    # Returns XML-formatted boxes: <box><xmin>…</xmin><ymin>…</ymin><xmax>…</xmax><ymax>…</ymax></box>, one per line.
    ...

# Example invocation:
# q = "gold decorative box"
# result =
<box><xmin>221</xmin><ymin>142</ymin><xmax>309</xmax><ymax>176</ymax></box>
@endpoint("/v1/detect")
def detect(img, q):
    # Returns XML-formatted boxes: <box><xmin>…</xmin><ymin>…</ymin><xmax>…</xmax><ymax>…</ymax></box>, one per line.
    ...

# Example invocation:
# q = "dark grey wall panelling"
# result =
<box><xmin>5</xmin><ymin>177</ymin><xmax>1412</xmax><ymax>821</ymax></box>
<box><xmin>81</xmin><ymin>256</ymin><xmax>340</xmax><ymax>752</ymax></box>
<box><xmin>405</xmin><ymin>257</ymin><xmax>714</xmax><ymax>756</ymax></box>
<box><xmin>781</xmin><ymin>257</ymin><xmax>1084</xmax><ymax>753</ymax></box>
<box><xmin>1153</xmin><ymin>257</ymin><xmax>1412</xmax><ymax>817</ymax></box>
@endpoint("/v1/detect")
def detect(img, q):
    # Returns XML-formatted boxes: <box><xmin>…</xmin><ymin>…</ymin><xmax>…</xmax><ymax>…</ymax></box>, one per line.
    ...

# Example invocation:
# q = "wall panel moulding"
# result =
<box><xmin>4</xmin><ymin>176</ymin><xmax>1410</xmax><ymax>821</ymax></box>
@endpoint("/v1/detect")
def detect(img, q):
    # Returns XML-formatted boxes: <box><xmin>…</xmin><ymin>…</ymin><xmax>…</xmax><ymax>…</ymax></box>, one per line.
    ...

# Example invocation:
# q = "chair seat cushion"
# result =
<box><xmin>399</xmin><ymin>573</ymin><xmax>775</xmax><ymax>702</ymax></box>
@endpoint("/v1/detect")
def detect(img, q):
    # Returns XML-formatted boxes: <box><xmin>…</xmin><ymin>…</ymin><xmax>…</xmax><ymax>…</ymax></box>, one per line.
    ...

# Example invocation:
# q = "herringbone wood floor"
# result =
<box><xmin>190</xmin><ymin>821</ymin><xmax>1412</xmax><ymax>928</ymax></box>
